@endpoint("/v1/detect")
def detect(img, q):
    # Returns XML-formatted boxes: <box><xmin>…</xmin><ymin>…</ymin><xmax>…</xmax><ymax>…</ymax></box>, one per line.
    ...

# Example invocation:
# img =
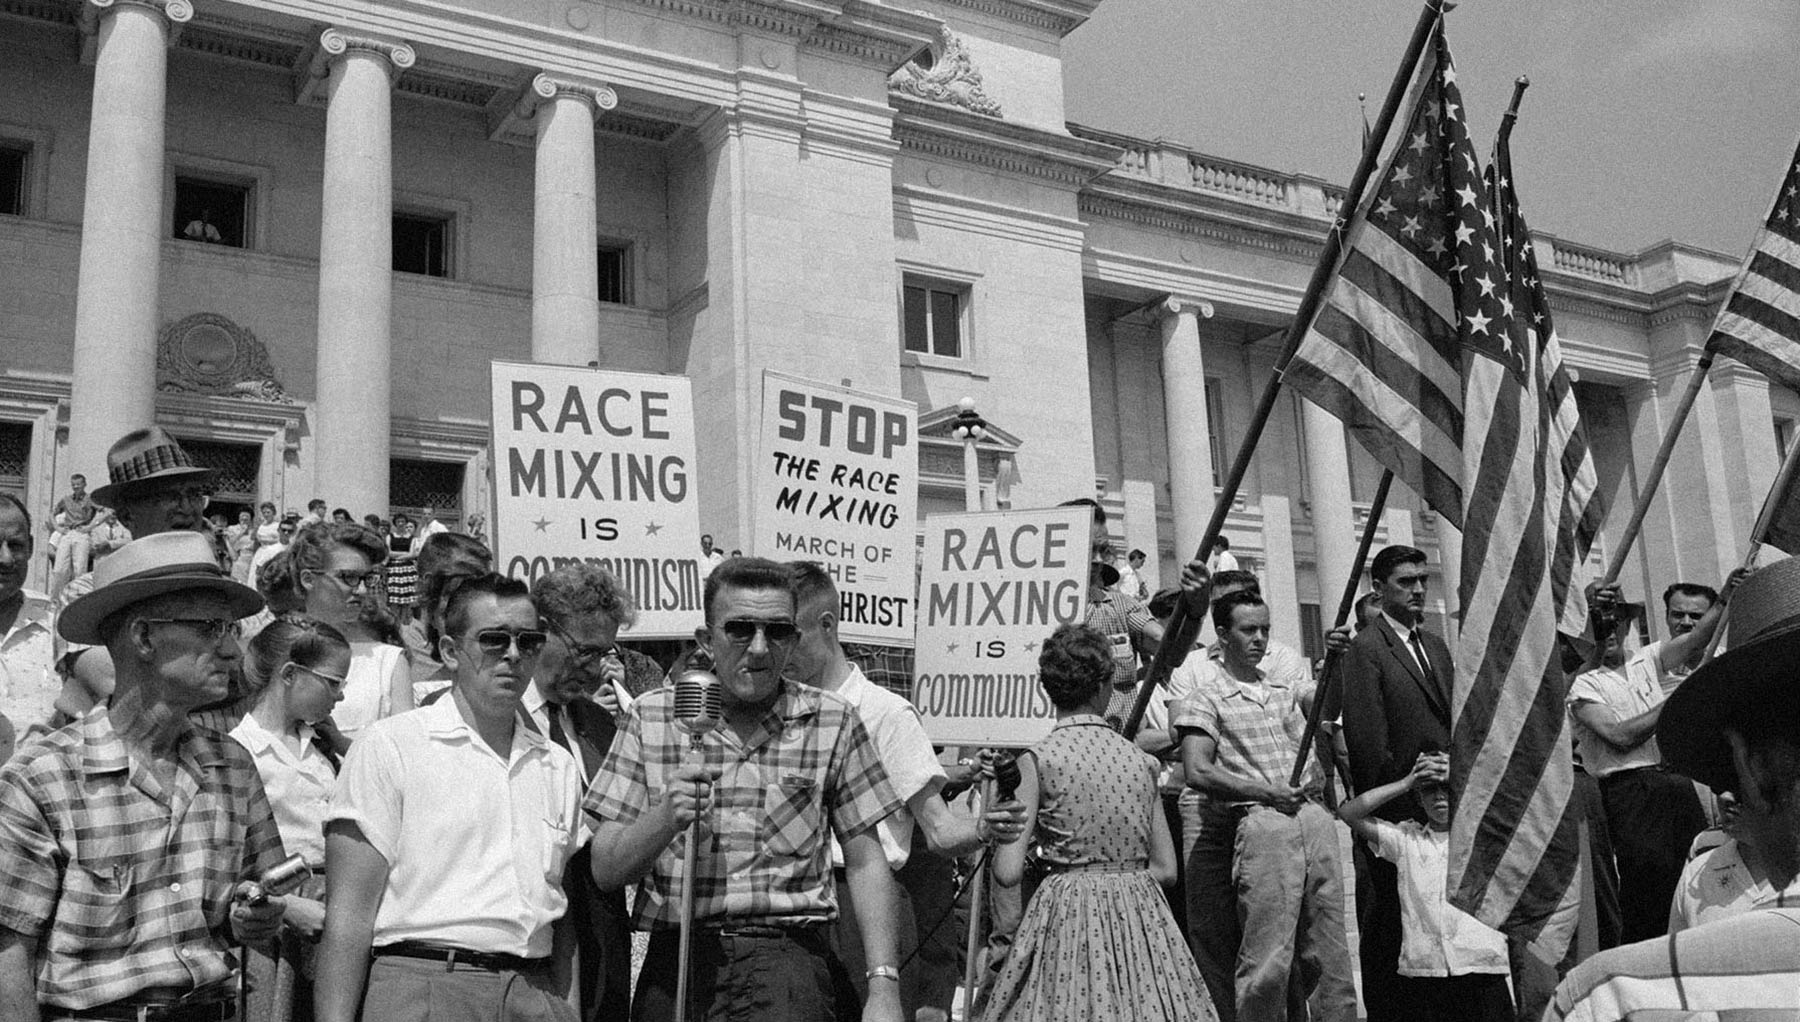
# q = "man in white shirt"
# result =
<box><xmin>1117</xmin><ymin>548</ymin><xmax>1150</xmax><ymax>601</ymax></box>
<box><xmin>316</xmin><ymin>573</ymin><xmax>583</xmax><ymax>1022</ymax></box>
<box><xmin>1567</xmin><ymin>568</ymin><xmax>1745</xmax><ymax>943</ymax></box>
<box><xmin>0</xmin><ymin>495</ymin><xmax>50</xmax><ymax>758</ymax></box>
<box><xmin>783</xmin><ymin>561</ymin><xmax>1024</xmax><ymax>1018</ymax></box>
<box><xmin>250</xmin><ymin>517</ymin><xmax>297</xmax><ymax>582</ymax></box>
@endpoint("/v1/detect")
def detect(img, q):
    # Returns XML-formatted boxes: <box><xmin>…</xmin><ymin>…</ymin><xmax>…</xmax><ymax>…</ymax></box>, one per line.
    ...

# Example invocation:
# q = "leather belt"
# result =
<box><xmin>374</xmin><ymin>941</ymin><xmax>549</xmax><ymax>973</ymax></box>
<box><xmin>45</xmin><ymin>1000</ymin><xmax>232</xmax><ymax>1022</ymax></box>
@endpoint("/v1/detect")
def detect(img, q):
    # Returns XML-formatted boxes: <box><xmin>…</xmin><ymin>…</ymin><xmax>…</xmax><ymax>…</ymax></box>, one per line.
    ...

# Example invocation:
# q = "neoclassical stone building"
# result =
<box><xmin>1</xmin><ymin>0</ymin><xmax>1791</xmax><ymax>653</ymax></box>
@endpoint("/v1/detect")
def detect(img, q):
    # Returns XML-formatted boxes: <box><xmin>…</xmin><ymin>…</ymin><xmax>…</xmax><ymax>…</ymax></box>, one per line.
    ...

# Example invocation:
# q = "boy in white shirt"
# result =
<box><xmin>1337</xmin><ymin>750</ymin><xmax>1512</xmax><ymax>1022</ymax></box>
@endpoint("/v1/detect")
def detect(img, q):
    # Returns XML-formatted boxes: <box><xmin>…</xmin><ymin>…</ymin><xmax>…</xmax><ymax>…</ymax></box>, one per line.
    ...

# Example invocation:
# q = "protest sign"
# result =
<box><xmin>488</xmin><ymin>360</ymin><xmax>704</xmax><ymax>638</ymax></box>
<box><xmin>755</xmin><ymin>371</ymin><xmax>918</xmax><ymax>645</ymax></box>
<box><xmin>914</xmin><ymin>506</ymin><xmax>1092</xmax><ymax>746</ymax></box>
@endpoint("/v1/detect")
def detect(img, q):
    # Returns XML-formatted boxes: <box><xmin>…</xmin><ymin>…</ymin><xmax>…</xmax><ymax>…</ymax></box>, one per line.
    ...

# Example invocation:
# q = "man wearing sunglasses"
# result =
<box><xmin>527</xmin><ymin>564</ymin><xmax>636</xmax><ymax>1022</ymax></box>
<box><xmin>317</xmin><ymin>573</ymin><xmax>584</xmax><ymax>1022</ymax></box>
<box><xmin>0</xmin><ymin>530</ymin><xmax>286</xmax><ymax>1022</ymax></box>
<box><xmin>587</xmin><ymin>557</ymin><xmax>908</xmax><ymax>1022</ymax></box>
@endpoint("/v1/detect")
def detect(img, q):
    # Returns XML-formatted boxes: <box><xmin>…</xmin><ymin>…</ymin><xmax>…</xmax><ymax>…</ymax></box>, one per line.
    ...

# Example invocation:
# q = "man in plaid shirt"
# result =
<box><xmin>0</xmin><ymin>530</ymin><xmax>287</xmax><ymax>1021</ymax></box>
<box><xmin>586</xmin><ymin>557</ymin><xmax>906</xmax><ymax>1022</ymax></box>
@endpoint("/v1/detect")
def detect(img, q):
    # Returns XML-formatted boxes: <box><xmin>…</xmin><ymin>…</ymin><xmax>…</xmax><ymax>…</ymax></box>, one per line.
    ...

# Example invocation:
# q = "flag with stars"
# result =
<box><xmin>1447</xmin><ymin>113</ymin><xmax>1603</xmax><ymax>959</ymax></box>
<box><xmin>1703</xmin><ymin>134</ymin><xmax>1800</xmax><ymax>393</ymax></box>
<box><xmin>1283</xmin><ymin>22</ymin><xmax>1598</xmax><ymax>952</ymax></box>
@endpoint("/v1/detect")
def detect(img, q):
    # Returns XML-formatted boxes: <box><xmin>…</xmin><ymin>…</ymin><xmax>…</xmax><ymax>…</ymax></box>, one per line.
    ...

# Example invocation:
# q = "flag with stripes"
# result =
<box><xmin>1282</xmin><ymin>23</ymin><xmax>1599</xmax><ymax>951</ymax></box>
<box><xmin>1705</xmin><ymin>136</ymin><xmax>1800</xmax><ymax>393</ymax></box>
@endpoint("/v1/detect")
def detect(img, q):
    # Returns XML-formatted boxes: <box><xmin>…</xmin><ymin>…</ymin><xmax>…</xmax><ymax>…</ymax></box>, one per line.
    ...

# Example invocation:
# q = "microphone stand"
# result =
<box><xmin>675</xmin><ymin>728</ymin><xmax>705</xmax><ymax>1022</ymax></box>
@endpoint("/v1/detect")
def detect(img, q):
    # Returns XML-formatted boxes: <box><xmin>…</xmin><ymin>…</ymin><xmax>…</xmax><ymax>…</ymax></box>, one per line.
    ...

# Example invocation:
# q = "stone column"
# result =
<box><xmin>311</xmin><ymin>29</ymin><xmax>413</xmax><ymax>514</ymax></box>
<box><xmin>528</xmin><ymin>73</ymin><xmax>616</xmax><ymax>365</ymax></box>
<box><xmin>66</xmin><ymin>0</ymin><xmax>194</xmax><ymax>479</ymax></box>
<box><xmin>1157</xmin><ymin>297</ymin><xmax>1216</xmax><ymax>562</ymax></box>
<box><xmin>1301</xmin><ymin>400</ymin><xmax>1358</xmax><ymax>610</ymax></box>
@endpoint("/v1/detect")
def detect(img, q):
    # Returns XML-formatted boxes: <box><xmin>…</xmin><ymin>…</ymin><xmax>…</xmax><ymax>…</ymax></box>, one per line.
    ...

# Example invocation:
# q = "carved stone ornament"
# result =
<box><xmin>156</xmin><ymin>313</ymin><xmax>294</xmax><ymax>403</ymax></box>
<box><xmin>889</xmin><ymin>25</ymin><xmax>1002</xmax><ymax>118</ymax></box>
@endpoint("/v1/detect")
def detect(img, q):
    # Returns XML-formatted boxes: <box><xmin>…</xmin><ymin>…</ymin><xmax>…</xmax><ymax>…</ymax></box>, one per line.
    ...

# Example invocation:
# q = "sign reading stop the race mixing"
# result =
<box><xmin>755</xmin><ymin>372</ymin><xmax>918</xmax><ymax>646</ymax></box>
<box><xmin>914</xmin><ymin>506</ymin><xmax>1092</xmax><ymax>747</ymax></box>
<box><xmin>488</xmin><ymin>360</ymin><xmax>704</xmax><ymax>639</ymax></box>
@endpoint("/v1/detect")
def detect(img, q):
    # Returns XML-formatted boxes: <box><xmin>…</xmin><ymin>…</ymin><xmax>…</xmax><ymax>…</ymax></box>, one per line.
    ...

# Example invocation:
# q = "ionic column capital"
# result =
<box><xmin>298</xmin><ymin>28</ymin><xmax>415</xmax><ymax>103</ymax></box>
<box><xmin>1158</xmin><ymin>296</ymin><xmax>1216</xmax><ymax>322</ymax></box>
<box><xmin>80</xmin><ymin>0</ymin><xmax>193</xmax><ymax>54</ymax></box>
<box><xmin>528</xmin><ymin>73</ymin><xmax>619</xmax><ymax>116</ymax></box>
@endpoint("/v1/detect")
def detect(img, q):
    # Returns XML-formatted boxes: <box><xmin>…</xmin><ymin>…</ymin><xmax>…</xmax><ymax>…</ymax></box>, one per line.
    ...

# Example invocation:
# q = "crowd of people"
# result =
<box><xmin>0</xmin><ymin>424</ymin><xmax>1794</xmax><ymax>1022</ymax></box>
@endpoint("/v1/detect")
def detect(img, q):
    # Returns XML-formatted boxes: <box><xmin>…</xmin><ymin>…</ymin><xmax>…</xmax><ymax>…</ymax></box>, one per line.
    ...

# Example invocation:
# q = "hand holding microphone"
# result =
<box><xmin>975</xmin><ymin>751</ymin><xmax>1028</xmax><ymax>845</ymax></box>
<box><xmin>664</xmin><ymin>669</ymin><xmax>723</xmax><ymax>833</ymax></box>
<box><xmin>230</xmin><ymin>853</ymin><xmax>311</xmax><ymax>944</ymax></box>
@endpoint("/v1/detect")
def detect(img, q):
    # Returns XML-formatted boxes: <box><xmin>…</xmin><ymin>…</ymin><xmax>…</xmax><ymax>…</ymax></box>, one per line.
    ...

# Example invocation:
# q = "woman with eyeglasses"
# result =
<box><xmin>230</xmin><ymin>614</ymin><xmax>352</xmax><ymax>1022</ymax></box>
<box><xmin>288</xmin><ymin>522</ymin><xmax>411</xmax><ymax>742</ymax></box>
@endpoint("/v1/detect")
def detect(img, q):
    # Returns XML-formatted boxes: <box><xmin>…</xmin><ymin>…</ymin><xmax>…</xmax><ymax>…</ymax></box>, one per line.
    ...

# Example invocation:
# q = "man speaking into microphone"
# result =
<box><xmin>586</xmin><ymin>557</ymin><xmax>907</xmax><ymax>1022</ymax></box>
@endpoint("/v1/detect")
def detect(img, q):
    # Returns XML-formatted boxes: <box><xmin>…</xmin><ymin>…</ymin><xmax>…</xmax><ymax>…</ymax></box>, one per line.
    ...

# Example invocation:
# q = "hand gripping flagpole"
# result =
<box><xmin>1123</xmin><ymin>0</ymin><xmax>1451</xmax><ymax>739</ymax></box>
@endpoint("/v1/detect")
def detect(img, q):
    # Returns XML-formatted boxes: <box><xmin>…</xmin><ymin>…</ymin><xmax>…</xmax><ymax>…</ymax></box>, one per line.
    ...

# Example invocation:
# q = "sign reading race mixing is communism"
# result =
<box><xmin>754</xmin><ymin>372</ymin><xmax>919</xmax><ymax>646</ymax></box>
<box><xmin>914</xmin><ymin>506</ymin><xmax>1092</xmax><ymax>747</ymax></box>
<box><xmin>489</xmin><ymin>360</ymin><xmax>704</xmax><ymax>639</ymax></box>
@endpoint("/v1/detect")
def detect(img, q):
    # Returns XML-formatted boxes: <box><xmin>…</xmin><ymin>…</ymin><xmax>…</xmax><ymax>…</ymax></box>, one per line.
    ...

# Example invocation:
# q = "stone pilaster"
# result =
<box><xmin>66</xmin><ymin>0</ymin><xmax>193</xmax><ymax>481</ymax></box>
<box><xmin>526</xmin><ymin>73</ymin><xmax>617</xmax><ymax>365</ymax></box>
<box><xmin>1300</xmin><ymin>400</ymin><xmax>1357</xmax><ymax>610</ymax></box>
<box><xmin>1157</xmin><ymin>297</ymin><xmax>1215</xmax><ymax>562</ymax></box>
<box><xmin>310</xmin><ymin>29</ymin><xmax>414</xmax><ymax>513</ymax></box>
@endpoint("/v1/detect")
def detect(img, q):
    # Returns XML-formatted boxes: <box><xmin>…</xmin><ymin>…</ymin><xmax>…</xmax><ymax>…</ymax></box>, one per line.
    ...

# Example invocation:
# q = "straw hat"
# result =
<box><xmin>1656</xmin><ymin>555</ymin><xmax>1800</xmax><ymax>793</ymax></box>
<box><xmin>90</xmin><ymin>427</ymin><xmax>215</xmax><ymax>507</ymax></box>
<box><xmin>58</xmin><ymin>532</ymin><xmax>263</xmax><ymax>645</ymax></box>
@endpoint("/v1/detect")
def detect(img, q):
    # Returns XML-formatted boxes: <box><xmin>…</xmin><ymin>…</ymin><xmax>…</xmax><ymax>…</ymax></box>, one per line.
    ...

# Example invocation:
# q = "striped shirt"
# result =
<box><xmin>1171</xmin><ymin>655</ymin><xmax>1321</xmax><ymax>803</ymax></box>
<box><xmin>1086</xmin><ymin>590</ymin><xmax>1153</xmax><ymax>691</ymax></box>
<box><xmin>584</xmin><ymin>680</ymin><xmax>900</xmax><ymax>930</ymax></box>
<box><xmin>0</xmin><ymin>708</ymin><xmax>286</xmax><ymax>1009</ymax></box>
<box><xmin>1547</xmin><ymin>909</ymin><xmax>1800</xmax><ymax>1021</ymax></box>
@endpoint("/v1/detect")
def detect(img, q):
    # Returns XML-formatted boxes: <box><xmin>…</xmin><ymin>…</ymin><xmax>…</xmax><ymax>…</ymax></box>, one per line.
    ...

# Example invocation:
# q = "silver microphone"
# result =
<box><xmin>673</xmin><ymin>668</ymin><xmax>722</xmax><ymax>740</ymax></box>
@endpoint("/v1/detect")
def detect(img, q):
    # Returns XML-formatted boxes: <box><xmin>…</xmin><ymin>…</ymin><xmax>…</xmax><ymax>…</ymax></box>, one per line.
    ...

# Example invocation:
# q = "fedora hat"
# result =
<box><xmin>90</xmin><ymin>426</ymin><xmax>215</xmax><ymax>507</ymax></box>
<box><xmin>58</xmin><ymin>531</ymin><xmax>263</xmax><ymax>645</ymax></box>
<box><xmin>1656</xmin><ymin>555</ymin><xmax>1800</xmax><ymax>793</ymax></box>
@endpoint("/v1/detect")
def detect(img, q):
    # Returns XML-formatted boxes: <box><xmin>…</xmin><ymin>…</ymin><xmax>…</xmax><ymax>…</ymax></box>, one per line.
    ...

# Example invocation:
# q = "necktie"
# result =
<box><xmin>546</xmin><ymin>708</ymin><xmax>571</xmax><ymax>752</ymax></box>
<box><xmin>1408</xmin><ymin>630</ymin><xmax>1441</xmax><ymax>693</ymax></box>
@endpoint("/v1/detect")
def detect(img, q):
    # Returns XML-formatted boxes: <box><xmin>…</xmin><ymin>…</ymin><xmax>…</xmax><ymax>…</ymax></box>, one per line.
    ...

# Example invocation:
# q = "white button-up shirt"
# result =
<box><xmin>0</xmin><ymin>592</ymin><xmax>55</xmax><ymax>735</ymax></box>
<box><xmin>228</xmin><ymin>712</ymin><xmax>337</xmax><ymax>866</ymax></box>
<box><xmin>330</xmin><ymin>698</ymin><xmax>584</xmax><ymax>957</ymax></box>
<box><xmin>829</xmin><ymin>665</ymin><xmax>946</xmax><ymax>869</ymax></box>
<box><xmin>1567</xmin><ymin>663</ymin><xmax>1664</xmax><ymax>777</ymax></box>
<box><xmin>1370</xmin><ymin>818</ymin><xmax>1509</xmax><ymax>977</ymax></box>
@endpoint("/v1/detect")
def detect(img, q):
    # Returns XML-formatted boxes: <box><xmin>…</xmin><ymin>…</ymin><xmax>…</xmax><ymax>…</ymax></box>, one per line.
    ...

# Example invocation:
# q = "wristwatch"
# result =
<box><xmin>865</xmin><ymin>965</ymin><xmax>900</xmax><ymax>983</ymax></box>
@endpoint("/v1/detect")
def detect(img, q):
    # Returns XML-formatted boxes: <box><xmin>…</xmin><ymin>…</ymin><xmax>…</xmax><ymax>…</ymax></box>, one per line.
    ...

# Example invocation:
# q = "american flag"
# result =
<box><xmin>1283</xmin><ymin>26</ymin><xmax>1599</xmax><ymax>950</ymax></box>
<box><xmin>1704</xmin><ymin>135</ymin><xmax>1800</xmax><ymax>393</ymax></box>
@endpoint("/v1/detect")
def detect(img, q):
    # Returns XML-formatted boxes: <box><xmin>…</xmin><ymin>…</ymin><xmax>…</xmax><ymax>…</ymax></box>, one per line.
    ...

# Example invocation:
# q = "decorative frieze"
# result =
<box><xmin>889</xmin><ymin>26</ymin><xmax>1002</xmax><ymax>118</ymax></box>
<box><xmin>156</xmin><ymin>313</ymin><xmax>293</xmax><ymax>404</ymax></box>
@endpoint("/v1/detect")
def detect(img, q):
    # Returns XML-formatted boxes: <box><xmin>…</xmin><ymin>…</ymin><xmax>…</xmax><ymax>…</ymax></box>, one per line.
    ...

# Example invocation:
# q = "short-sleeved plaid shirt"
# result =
<box><xmin>843</xmin><ymin>642</ymin><xmax>916</xmax><ymax>702</ymax></box>
<box><xmin>584</xmin><ymin>680</ymin><xmax>901</xmax><ymax>930</ymax></box>
<box><xmin>1171</xmin><ymin>652</ymin><xmax>1322</xmax><ymax>803</ymax></box>
<box><xmin>0</xmin><ymin>708</ymin><xmax>286</xmax><ymax>1009</ymax></box>
<box><xmin>1086</xmin><ymin>590</ymin><xmax>1154</xmax><ymax>691</ymax></box>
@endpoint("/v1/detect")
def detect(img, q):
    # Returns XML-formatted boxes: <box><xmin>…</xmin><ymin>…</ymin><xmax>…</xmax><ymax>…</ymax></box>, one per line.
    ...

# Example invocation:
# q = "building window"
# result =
<box><xmin>390</xmin><ymin>458</ymin><xmax>464</xmax><ymax>528</ymax></box>
<box><xmin>1298</xmin><ymin>602</ymin><xmax>1324</xmax><ymax>662</ymax></box>
<box><xmin>1205</xmin><ymin>377</ymin><xmax>1226</xmax><ymax>487</ymax></box>
<box><xmin>0</xmin><ymin>143</ymin><xmax>27</xmax><ymax>217</ymax></box>
<box><xmin>598</xmin><ymin>242</ymin><xmax>632</xmax><ymax>304</ymax></box>
<box><xmin>179</xmin><ymin>438</ymin><xmax>261</xmax><ymax>521</ymax></box>
<box><xmin>902</xmin><ymin>278</ymin><xmax>966</xmax><ymax>358</ymax></box>
<box><xmin>173</xmin><ymin>176</ymin><xmax>250</xmax><ymax>247</ymax></box>
<box><xmin>393</xmin><ymin>212</ymin><xmax>452</xmax><ymax>277</ymax></box>
<box><xmin>0</xmin><ymin>421</ymin><xmax>29</xmax><ymax>506</ymax></box>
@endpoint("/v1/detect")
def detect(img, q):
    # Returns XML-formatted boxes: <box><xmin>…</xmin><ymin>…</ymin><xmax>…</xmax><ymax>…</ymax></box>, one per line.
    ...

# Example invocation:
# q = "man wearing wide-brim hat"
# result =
<box><xmin>0</xmin><ymin>532</ymin><xmax>289</xmax><ymax>1021</ymax></box>
<box><xmin>1546</xmin><ymin>556</ymin><xmax>1800</xmax><ymax>1021</ymax></box>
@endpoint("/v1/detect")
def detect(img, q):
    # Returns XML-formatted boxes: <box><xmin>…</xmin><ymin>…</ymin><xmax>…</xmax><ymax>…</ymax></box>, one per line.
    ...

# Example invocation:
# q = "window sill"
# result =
<box><xmin>902</xmin><ymin>351</ymin><xmax>989</xmax><ymax>380</ymax></box>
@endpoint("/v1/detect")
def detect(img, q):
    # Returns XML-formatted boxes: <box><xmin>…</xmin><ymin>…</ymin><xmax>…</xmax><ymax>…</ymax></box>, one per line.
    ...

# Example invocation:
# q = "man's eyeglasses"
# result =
<box><xmin>320</xmin><ymin>569</ymin><xmax>380</xmax><ymax>591</ymax></box>
<box><xmin>466</xmin><ymin>628</ymin><xmax>549</xmax><ymax>658</ymax></box>
<box><xmin>718</xmin><ymin>619</ymin><xmax>799</xmax><ymax>646</ymax></box>
<box><xmin>545</xmin><ymin>617</ymin><xmax>616</xmax><ymax>667</ymax></box>
<box><xmin>142</xmin><ymin>618</ymin><xmax>241</xmax><ymax>642</ymax></box>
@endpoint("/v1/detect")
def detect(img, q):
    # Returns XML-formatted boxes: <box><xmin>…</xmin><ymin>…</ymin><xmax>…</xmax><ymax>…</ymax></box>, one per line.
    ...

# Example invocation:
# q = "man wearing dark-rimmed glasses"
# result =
<box><xmin>316</xmin><ymin>573</ymin><xmax>583</xmax><ymax>1022</ymax></box>
<box><xmin>528</xmin><ymin>563</ymin><xmax>638</xmax><ymax>1021</ymax></box>
<box><xmin>586</xmin><ymin>556</ymin><xmax>907</xmax><ymax>1022</ymax></box>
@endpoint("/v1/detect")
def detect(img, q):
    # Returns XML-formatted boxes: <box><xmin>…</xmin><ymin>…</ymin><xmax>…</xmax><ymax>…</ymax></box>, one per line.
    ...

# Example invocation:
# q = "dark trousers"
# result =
<box><xmin>1352</xmin><ymin>840</ymin><xmax>1414</xmax><ymax>1022</ymax></box>
<box><xmin>1393</xmin><ymin>972</ymin><xmax>1513</xmax><ymax>1022</ymax></box>
<box><xmin>635</xmin><ymin>928</ymin><xmax>855</xmax><ymax>1022</ymax></box>
<box><xmin>1161</xmin><ymin>791</ymin><xmax>1188</xmax><ymax>939</ymax></box>
<box><xmin>569</xmin><ymin>845</ymin><xmax>633</xmax><ymax>1022</ymax></box>
<box><xmin>896</xmin><ymin>833</ymin><xmax>961</xmax><ymax>1018</ymax></box>
<box><xmin>1599</xmin><ymin>766</ymin><xmax>1706</xmax><ymax>943</ymax></box>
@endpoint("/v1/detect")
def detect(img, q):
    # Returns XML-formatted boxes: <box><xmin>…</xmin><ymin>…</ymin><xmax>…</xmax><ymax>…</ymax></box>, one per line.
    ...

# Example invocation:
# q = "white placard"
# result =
<box><xmin>489</xmin><ymin>361</ymin><xmax>705</xmax><ymax>639</ymax></box>
<box><xmin>755</xmin><ymin>372</ymin><xmax>918</xmax><ymax>646</ymax></box>
<box><xmin>914</xmin><ymin>506</ymin><xmax>1092</xmax><ymax>747</ymax></box>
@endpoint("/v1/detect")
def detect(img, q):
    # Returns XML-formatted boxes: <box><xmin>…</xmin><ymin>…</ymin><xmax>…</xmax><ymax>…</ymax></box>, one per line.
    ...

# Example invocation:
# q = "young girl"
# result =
<box><xmin>983</xmin><ymin>623</ymin><xmax>1217</xmax><ymax>1022</ymax></box>
<box><xmin>229</xmin><ymin>615</ymin><xmax>353</xmax><ymax>1022</ymax></box>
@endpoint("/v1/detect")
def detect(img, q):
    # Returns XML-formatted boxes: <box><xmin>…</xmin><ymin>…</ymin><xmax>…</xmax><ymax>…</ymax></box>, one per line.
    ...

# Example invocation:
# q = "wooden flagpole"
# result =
<box><xmin>1123</xmin><ymin>0</ymin><xmax>1449</xmax><ymax>738</ymax></box>
<box><xmin>1288</xmin><ymin>469</ymin><xmax>1393</xmax><ymax>786</ymax></box>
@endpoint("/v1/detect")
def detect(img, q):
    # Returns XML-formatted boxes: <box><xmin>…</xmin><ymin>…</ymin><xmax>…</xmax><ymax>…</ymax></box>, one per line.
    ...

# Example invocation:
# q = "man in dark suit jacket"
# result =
<box><xmin>530</xmin><ymin>565</ymin><xmax>637</xmax><ymax>1022</ymax></box>
<box><xmin>1340</xmin><ymin>544</ymin><xmax>1453</xmax><ymax>1022</ymax></box>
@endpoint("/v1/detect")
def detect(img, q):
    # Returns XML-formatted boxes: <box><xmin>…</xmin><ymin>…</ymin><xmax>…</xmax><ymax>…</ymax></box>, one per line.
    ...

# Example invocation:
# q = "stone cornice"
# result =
<box><xmin>931</xmin><ymin>0</ymin><xmax>1099</xmax><ymax>37</ymax></box>
<box><xmin>1078</xmin><ymin>185</ymin><xmax>1327</xmax><ymax>262</ymax></box>
<box><xmin>892</xmin><ymin>96</ymin><xmax>1117</xmax><ymax>189</ymax></box>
